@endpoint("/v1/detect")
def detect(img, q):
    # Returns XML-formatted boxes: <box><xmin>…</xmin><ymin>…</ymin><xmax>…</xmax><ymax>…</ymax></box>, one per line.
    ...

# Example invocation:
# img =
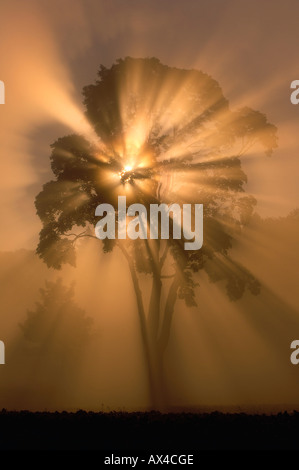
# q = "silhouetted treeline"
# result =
<box><xmin>0</xmin><ymin>409</ymin><xmax>299</xmax><ymax>450</ymax></box>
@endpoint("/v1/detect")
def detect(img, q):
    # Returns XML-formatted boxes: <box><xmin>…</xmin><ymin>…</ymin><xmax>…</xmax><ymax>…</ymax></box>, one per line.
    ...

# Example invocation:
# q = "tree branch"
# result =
<box><xmin>64</xmin><ymin>231</ymin><xmax>99</xmax><ymax>245</ymax></box>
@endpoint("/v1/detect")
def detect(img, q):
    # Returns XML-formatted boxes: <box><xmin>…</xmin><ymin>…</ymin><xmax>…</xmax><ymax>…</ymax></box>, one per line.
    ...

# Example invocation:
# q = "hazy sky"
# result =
<box><xmin>0</xmin><ymin>0</ymin><xmax>298</xmax><ymax>250</ymax></box>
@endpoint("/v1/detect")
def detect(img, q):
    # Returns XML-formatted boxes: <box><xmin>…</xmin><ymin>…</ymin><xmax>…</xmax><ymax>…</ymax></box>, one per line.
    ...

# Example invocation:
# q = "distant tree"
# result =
<box><xmin>35</xmin><ymin>57</ymin><xmax>277</xmax><ymax>409</ymax></box>
<box><xmin>20</xmin><ymin>278</ymin><xmax>93</xmax><ymax>365</ymax></box>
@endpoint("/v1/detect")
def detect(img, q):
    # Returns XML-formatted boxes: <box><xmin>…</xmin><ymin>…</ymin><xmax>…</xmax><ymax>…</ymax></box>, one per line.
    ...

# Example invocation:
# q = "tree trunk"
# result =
<box><xmin>151</xmin><ymin>273</ymin><xmax>181</xmax><ymax>411</ymax></box>
<box><xmin>146</xmin><ymin>240</ymin><xmax>169</xmax><ymax>410</ymax></box>
<box><xmin>158</xmin><ymin>273</ymin><xmax>180</xmax><ymax>356</ymax></box>
<box><xmin>118</xmin><ymin>243</ymin><xmax>158</xmax><ymax>407</ymax></box>
<box><xmin>147</xmin><ymin>271</ymin><xmax>166</xmax><ymax>410</ymax></box>
<box><xmin>119</xmin><ymin>241</ymin><xmax>179</xmax><ymax>411</ymax></box>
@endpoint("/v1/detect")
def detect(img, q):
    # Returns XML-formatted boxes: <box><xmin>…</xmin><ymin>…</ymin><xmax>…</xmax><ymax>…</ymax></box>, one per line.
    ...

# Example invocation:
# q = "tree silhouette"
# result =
<box><xmin>20</xmin><ymin>279</ymin><xmax>93</xmax><ymax>364</ymax></box>
<box><xmin>17</xmin><ymin>278</ymin><xmax>93</xmax><ymax>407</ymax></box>
<box><xmin>35</xmin><ymin>57</ymin><xmax>277</xmax><ymax>409</ymax></box>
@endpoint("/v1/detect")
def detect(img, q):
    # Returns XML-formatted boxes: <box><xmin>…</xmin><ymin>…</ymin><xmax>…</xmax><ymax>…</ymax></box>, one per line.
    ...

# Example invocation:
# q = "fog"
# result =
<box><xmin>0</xmin><ymin>213</ymin><xmax>298</xmax><ymax>412</ymax></box>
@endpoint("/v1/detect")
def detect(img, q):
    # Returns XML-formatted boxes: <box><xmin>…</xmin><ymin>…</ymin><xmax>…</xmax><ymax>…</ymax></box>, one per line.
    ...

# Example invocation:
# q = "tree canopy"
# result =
<box><xmin>35</xmin><ymin>57</ymin><xmax>277</xmax><ymax>303</ymax></box>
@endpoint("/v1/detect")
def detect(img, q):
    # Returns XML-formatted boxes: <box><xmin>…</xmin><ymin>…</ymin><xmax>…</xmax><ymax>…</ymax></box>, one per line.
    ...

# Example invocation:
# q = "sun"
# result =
<box><xmin>119</xmin><ymin>165</ymin><xmax>134</xmax><ymax>184</ymax></box>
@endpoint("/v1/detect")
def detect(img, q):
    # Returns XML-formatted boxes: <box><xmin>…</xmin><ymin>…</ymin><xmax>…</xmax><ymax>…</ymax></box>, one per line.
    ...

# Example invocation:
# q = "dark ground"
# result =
<box><xmin>0</xmin><ymin>409</ymin><xmax>299</xmax><ymax>451</ymax></box>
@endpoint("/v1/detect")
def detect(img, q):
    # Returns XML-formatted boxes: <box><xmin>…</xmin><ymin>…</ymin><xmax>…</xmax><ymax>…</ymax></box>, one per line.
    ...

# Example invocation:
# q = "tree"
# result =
<box><xmin>35</xmin><ymin>57</ymin><xmax>277</xmax><ymax>409</ymax></box>
<box><xmin>20</xmin><ymin>278</ymin><xmax>93</xmax><ymax>364</ymax></box>
<box><xmin>17</xmin><ymin>278</ymin><xmax>93</xmax><ymax>408</ymax></box>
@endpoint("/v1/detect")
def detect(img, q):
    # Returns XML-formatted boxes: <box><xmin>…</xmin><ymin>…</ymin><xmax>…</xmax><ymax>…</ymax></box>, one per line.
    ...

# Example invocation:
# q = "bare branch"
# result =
<box><xmin>64</xmin><ymin>231</ymin><xmax>100</xmax><ymax>245</ymax></box>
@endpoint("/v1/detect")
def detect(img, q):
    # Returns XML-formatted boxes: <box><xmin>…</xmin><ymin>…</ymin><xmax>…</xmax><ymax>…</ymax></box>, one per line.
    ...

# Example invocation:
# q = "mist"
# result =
<box><xmin>0</xmin><ymin>212</ymin><xmax>298</xmax><ymax>412</ymax></box>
